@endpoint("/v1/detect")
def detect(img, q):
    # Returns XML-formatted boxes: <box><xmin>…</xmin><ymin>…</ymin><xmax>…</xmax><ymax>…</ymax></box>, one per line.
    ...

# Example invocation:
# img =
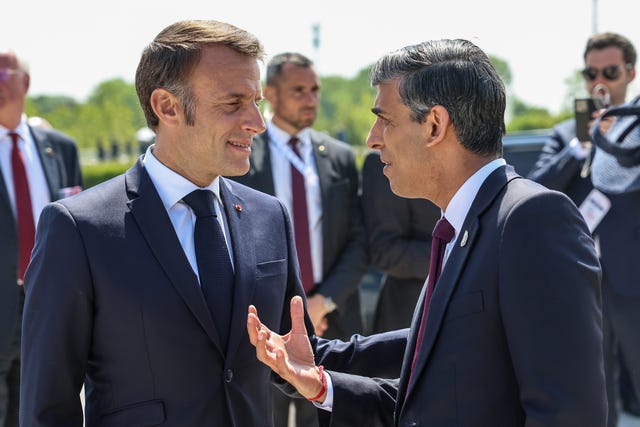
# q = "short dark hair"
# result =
<box><xmin>265</xmin><ymin>52</ymin><xmax>314</xmax><ymax>86</ymax></box>
<box><xmin>135</xmin><ymin>20</ymin><xmax>265</xmax><ymax>130</ymax></box>
<box><xmin>370</xmin><ymin>39</ymin><xmax>506</xmax><ymax>157</ymax></box>
<box><xmin>584</xmin><ymin>32</ymin><xmax>636</xmax><ymax>66</ymax></box>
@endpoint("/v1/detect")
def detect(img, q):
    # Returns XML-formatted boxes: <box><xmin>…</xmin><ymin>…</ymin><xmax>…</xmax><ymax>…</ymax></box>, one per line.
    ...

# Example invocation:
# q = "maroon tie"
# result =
<box><xmin>409</xmin><ymin>217</ymin><xmax>455</xmax><ymax>380</ymax></box>
<box><xmin>289</xmin><ymin>137</ymin><xmax>314</xmax><ymax>294</ymax></box>
<box><xmin>10</xmin><ymin>132</ymin><xmax>35</xmax><ymax>284</ymax></box>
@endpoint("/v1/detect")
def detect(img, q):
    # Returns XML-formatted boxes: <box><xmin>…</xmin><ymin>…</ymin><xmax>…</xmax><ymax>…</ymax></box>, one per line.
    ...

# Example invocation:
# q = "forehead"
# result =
<box><xmin>0</xmin><ymin>52</ymin><xmax>18</xmax><ymax>69</ymax></box>
<box><xmin>585</xmin><ymin>46</ymin><xmax>625</xmax><ymax>65</ymax></box>
<box><xmin>195</xmin><ymin>45</ymin><xmax>261</xmax><ymax>90</ymax></box>
<box><xmin>275</xmin><ymin>63</ymin><xmax>318</xmax><ymax>85</ymax></box>
<box><xmin>374</xmin><ymin>79</ymin><xmax>404</xmax><ymax>110</ymax></box>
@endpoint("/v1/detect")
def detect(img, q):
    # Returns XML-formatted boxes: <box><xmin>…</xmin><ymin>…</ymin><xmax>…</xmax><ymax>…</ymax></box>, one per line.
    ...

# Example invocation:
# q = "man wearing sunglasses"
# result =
<box><xmin>528</xmin><ymin>32</ymin><xmax>639</xmax><ymax>427</ymax></box>
<box><xmin>0</xmin><ymin>50</ymin><xmax>82</xmax><ymax>427</ymax></box>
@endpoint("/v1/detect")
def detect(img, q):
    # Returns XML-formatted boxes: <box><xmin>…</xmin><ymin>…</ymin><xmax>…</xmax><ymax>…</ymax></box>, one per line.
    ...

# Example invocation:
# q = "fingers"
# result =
<box><xmin>290</xmin><ymin>296</ymin><xmax>308</xmax><ymax>336</ymax></box>
<box><xmin>247</xmin><ymin>305</ymin><xmax>261</xmax><ymax>345</ymax></box>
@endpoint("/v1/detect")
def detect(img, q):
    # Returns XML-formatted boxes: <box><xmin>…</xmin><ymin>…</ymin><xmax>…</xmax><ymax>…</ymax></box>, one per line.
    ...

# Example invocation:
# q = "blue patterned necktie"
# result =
<box><xmin>182</xmin><ymin>189</ymin><xmax>234</xmax><ymax>350</ymax></box>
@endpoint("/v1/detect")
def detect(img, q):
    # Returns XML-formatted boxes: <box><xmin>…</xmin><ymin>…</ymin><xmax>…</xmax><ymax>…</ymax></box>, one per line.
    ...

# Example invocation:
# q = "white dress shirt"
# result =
<box><xmin>142</xmin><ymin>146</ymin><xmax>235</xmax><ymax>282</ymax></box>
<box><xmin>267</xmin><ymin>121</ymin><xmax>323</xmax><ymax>284</ymax></box>
<box><xmin>0</xmin><ymin>115</ymin><xmax>51</xmax><ymax>225</ymax></box>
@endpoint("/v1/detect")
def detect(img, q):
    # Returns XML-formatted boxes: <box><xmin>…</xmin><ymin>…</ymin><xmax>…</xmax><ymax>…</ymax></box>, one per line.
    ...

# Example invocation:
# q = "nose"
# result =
<box><xmin>366</xmin><ymin>119</ymin><xmax>383</xmax><ymax>150</ymax></box>
<box><xmin>247</xmin><ymin>104</ymin><xmax>266</xmax><ymax>134</ymax></box>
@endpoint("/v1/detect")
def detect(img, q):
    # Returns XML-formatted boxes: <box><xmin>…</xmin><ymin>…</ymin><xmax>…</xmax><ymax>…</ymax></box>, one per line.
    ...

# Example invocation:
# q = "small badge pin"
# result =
<box><xmin>460</xmin><ymin>230</ymin><xmax>469</xmax><ymax>247</ymax></box>
<box><xmin>45</xmin><ymin>147</ymin><xmax>54</xmax><ymax>156</ymax></box>
<box><xmin>235</xmin><ymin>204</ymin><xmax>242</xmax><ymax>212</ymax></box>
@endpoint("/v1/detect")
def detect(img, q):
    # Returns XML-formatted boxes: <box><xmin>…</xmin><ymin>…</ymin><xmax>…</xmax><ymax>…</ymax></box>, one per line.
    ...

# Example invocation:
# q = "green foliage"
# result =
<box><xmin>81</xmin><ymin>161</ymin><xmax>133</xmax><ymax>189</ymax></box>
<box><xmin>26</xmin><ymin>78</ymin><xmax>146</xmax><ymax>151</ymax></box>
<box><xmin>26</xmin><ymin>57</ymin><xmax>577</xmax><ymax>162</ymax></box>
<box><xmin>315</xmin><ymin>66</ymin><xmax>376</xmax><ymax>145</ymax></box>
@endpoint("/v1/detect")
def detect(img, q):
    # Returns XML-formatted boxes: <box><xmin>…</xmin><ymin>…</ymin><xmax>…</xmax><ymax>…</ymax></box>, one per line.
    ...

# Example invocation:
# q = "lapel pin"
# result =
<box><xmin>318</xmin><ymin>144</ymin><xmax>326</xmax><ymax>152</ymax></box>
<box><xmin>234</xmin><ymin>204</ymin><xmax>242</xmax><ymax>212</ymax></box>
<box><xmin>460</xmin><ymin>230</ymin><xmax>469</xmax><ymax>247</ymax></box>
<box><xmin>45</xmin><ymin>147</ymin><xmax>54</xmax><ymax>156</ymax></box>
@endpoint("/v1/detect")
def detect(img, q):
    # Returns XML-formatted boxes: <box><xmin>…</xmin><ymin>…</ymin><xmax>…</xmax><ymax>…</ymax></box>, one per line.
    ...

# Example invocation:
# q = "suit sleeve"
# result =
<box><xmin>499</xmin><ymin>190</ymin><xmax>606</xmax><ymax>426</ymax></box>
<box><xmin>21</xmin><ymin>202</ymin><xmax>92</xmax><ymax>427</ymax></box>
<box><xmin>527</xmin><ymin>123</ymin><xmax>586</xmax><ymax>192</ymax></box>
<box><xmin>361</xmin><ymin>151</ymin><xmax>431</xmax><ymax>279</ymax></box>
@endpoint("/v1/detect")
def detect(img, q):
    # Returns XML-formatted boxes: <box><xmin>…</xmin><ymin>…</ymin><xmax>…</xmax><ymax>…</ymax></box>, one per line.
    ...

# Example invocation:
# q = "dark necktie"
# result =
<box><xmin>288</xmin><ymin>137</ymin><xmax>314</xmax><ymax>294</ymax></box>
<box><xmin>10</xmin><ymin>132</ymin><xmax>35</xmax><ymax>284</ymax></box>
<box><xmin>182</xmin><ymin>189</ymin><xmax>234</xmax><ymax>349</ymax></box>
<box><xmin>409</xmin><ymin>216</ymin><xmax>455</xmax><ymax>380</ymax></box>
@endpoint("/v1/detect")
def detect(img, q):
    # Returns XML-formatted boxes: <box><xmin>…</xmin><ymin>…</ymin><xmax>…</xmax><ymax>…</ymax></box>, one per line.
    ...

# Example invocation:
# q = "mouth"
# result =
<box><xmin>228</xmin><ymin>139</ymin><xmax>252</xmax><ymax>151</ymax></box>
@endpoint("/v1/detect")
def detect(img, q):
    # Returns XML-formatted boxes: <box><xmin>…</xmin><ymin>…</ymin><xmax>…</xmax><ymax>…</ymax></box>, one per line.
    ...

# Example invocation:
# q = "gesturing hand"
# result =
<box><xmin>247</xmin><ymin>296</ymin><xmax>326</xmax><ymax>402</ymax></box>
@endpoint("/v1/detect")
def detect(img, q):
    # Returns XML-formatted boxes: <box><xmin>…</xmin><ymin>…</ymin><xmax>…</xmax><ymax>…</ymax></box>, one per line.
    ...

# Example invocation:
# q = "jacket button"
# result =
<box><xmin>225</xmin><ymin>369</ymin><xmax>233</xmax><ymax>383</ymax></box>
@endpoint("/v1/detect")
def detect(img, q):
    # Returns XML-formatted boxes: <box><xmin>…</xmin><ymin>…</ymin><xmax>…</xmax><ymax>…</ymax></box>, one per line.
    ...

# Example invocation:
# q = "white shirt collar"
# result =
<box><xmin>1</xmin><ymin>114</ymin><xmax>29</xmax><ymax>141</ymax></box>
<box><xmin>266</xmin><ymin>121</ymin><xmax>311</xmax><ymax>148</ymax></box>
<box><xmin>142</xmin><ymin>145</ymin><xmax>222</xmax><ymax>211</ymax></box>
<box><xmin>444</xmin><ymin>158</ymin><xmax>506</xmax><ymax>238</ymax></box>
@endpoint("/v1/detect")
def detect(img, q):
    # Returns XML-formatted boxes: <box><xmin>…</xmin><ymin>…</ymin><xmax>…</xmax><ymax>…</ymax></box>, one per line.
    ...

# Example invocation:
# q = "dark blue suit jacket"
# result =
<box><xmin>20</xmin><ymin>159</ymin><xmax>313</xmax><ymax>427</ymax></box>
<box><xmin>231</xmin><ymin>130</ymin><xmax>368</xmax><ymax>339</ymax></box>
<box><xmin>0</xmin><ymin>125</ymin><xmax>82</xmax><ymax>355</ymax></box>
<box><xmin>319</xmin><ymin>166</ymin><xmax>606</xmax><ymax>427</ymax></box>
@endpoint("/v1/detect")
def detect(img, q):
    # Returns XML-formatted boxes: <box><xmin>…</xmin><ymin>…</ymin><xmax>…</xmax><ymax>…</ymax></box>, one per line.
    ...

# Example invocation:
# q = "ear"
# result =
<box><xmin>264</xmin><ymin>84</ymin><xmax>276</xmax><ymax>105</ymax></box>
<box><xmin>424</xmin><ymin>105</ymin><xmax>451</xmax><ymax>146</ymax></box>
<box><xmin>628</xmin><ymin>66</ymin><xmax>636</xmax><ymax>84</ymax></box>
<box><xmin>150</xmin><ymin>88</ymin><xmax>181</xmax><ymax>127</ymax></box>
<box><xmin>22</xmin><ymin>73</ymin><xmax>30</xmax><ymax>93</ymax></box>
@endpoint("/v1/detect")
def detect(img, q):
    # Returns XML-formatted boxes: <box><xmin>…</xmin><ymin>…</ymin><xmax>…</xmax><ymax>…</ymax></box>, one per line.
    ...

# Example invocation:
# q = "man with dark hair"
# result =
<box><xmin>528</xmin><ymin>31</ymin><xmax>639</xmax><ymax>426</ymax></box>
<box><xmin>248</xmin><ymin>38</ymin><xmax>606</xmax><ymax>427</ymax></box>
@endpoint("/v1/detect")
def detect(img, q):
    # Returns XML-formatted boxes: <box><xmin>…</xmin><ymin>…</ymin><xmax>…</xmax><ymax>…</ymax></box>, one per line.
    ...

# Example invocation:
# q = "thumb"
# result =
<box><xmin>290</xmin><ymin>296</ymin><xmax>308</xmax><ymax>335</ymax></box>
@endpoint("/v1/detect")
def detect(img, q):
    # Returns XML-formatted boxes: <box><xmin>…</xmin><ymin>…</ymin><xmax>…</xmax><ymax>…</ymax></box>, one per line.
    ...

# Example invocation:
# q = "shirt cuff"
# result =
<box><xmin>312</xmin><ymin>371</ymin><xmax>334</xmax><ymax>412</ymax></box>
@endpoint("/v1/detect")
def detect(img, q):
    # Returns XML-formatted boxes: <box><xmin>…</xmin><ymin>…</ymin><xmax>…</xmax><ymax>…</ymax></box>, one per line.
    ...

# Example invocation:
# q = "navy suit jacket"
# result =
<box><xmin>231</xmin><ymin>130</ymin><xmax>368</xmax><ymax>338</ymax></box>
<box><xmin>20</xmin><ymin>159</ymin><xmax>314</xmax><ymax>427</ymax></box>
<box><xmin>528</xmin><ymin>119</ymin><xmax>640</xmax><ymax>296</ymax></box>
<box><xmin>320</xmin><ymin>166</ymin><xmax>606</xmax><ymax>427</ymax></box>
<box><xmin>0</xmin><ymin>125</ymin><xmax>82</xmax><ymax>354</ymax></box>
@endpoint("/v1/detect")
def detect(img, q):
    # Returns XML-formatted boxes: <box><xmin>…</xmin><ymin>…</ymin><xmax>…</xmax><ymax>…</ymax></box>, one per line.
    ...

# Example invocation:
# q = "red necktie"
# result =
<box><xmin>409</xmin><ymin>217</ymin><xmax>455</xmax><ymax>380</ymax></box>
<box><xmin>10</xmin><ymin>132</ymin><xmax>35</xmax><ymax>284</ymax></box>
<box><xmin>289</xmin><ymin>137</ymin><xmax>314</xmax><ymax>294</ymax></box>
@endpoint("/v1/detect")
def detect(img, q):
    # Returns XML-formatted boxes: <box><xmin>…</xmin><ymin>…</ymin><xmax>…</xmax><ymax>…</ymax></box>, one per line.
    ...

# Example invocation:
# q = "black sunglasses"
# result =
<box><xmin>581</xmin><ymin>64</ymin><xmax>632</xmax><ymax>81</ymax></box>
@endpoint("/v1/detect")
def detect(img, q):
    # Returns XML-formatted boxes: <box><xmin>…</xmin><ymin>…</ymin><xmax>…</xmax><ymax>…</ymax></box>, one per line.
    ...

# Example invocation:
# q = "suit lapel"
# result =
<box><xmin>219</xmin><ymin>179</ymin><xmax>259</xmax><ymax>358</ymax></box>
<box><xmin>247</xmin><ymin>134</ymin><xmax>276</xmax><ymax>195</ymax></box>
<box><xmin>400</xmin><ymin>165</ymin><xmax>517</xmax><ymax>409</ymax></box>
<box><xmin>125</xmin><ymin>161</ymin><xmax>223</xmax><ymax>352</ymax></box>
<box><xmin>30</xmin><ymin>126</ymin><xmax>60</xmax><ymax>200</ymax></box>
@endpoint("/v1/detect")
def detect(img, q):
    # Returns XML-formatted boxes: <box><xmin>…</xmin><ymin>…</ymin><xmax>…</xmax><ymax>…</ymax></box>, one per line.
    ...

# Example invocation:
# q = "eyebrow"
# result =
<box><xmin>371</xmin><ymin>107</ymin><xmax>383</xmax><ymax>116</ymax></box>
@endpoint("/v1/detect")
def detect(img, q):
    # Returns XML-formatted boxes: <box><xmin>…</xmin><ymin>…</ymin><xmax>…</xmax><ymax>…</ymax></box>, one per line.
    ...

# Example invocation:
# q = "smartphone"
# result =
<box><xmin>575</xmin><ymin>98</ymin><xmax>603</xmax><ymax>142</ymax></box>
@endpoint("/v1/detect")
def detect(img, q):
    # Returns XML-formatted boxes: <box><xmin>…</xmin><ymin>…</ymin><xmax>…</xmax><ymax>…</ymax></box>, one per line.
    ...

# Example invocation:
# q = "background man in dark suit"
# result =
<box><xmin>361</xmin><ymin>150</ymin><xmax>440</xmax><ymax>333</ymax></box>
<box><xmin>20</xmin><ymin>20</ymin><xmax>320</xmax><ymax>427</ymax></box>
<box><xmin>528</xmin><ymin>32</ymin><xmax>640</xmax><ymax>426</ymax></box>
<box><xmin>248</xmin><ymin>38</ymin><xmax>606</xmax><ymax>427</ymax></box>
<box><xmin>0</xmin><ymin>50</ymin><xmax>82</xmax><ymax>427</ymax></box>
<box><xmin>231</xmin><ymin>52</ymin><xmax>367</xmax><ymax>427</ymax></box>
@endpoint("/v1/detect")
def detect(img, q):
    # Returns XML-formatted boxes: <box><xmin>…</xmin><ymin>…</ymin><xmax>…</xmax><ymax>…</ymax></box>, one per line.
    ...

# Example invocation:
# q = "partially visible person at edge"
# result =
<box><xmin>0</xmin><ymin>49</ymin><xmax>82</xmax><ymax>427</ymax></box>
<box><xmin>248</xmin><ymin>38</ymin><xmax>606</xmax><ymax>427</ymax></box>
<box><xmin>528</xmin><ymin>31</ymin><xmax>640</xmax><ymax>426</ymax></box>
<box><xmin>361</xmin><ymin>149</ymin><xmax>440</xmax><ymax>333</ymax></box>
<box><xmin>230</xmin><ymin>51</ymin><xmax>368</xmax><ymax>427</ymax></box>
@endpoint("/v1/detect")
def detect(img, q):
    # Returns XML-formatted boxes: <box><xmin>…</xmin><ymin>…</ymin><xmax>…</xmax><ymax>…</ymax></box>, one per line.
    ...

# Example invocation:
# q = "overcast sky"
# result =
<box><xmin>3</xmin><ymin>0</ymin><xmax>639</xmax><ymax>115</ymax></box>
